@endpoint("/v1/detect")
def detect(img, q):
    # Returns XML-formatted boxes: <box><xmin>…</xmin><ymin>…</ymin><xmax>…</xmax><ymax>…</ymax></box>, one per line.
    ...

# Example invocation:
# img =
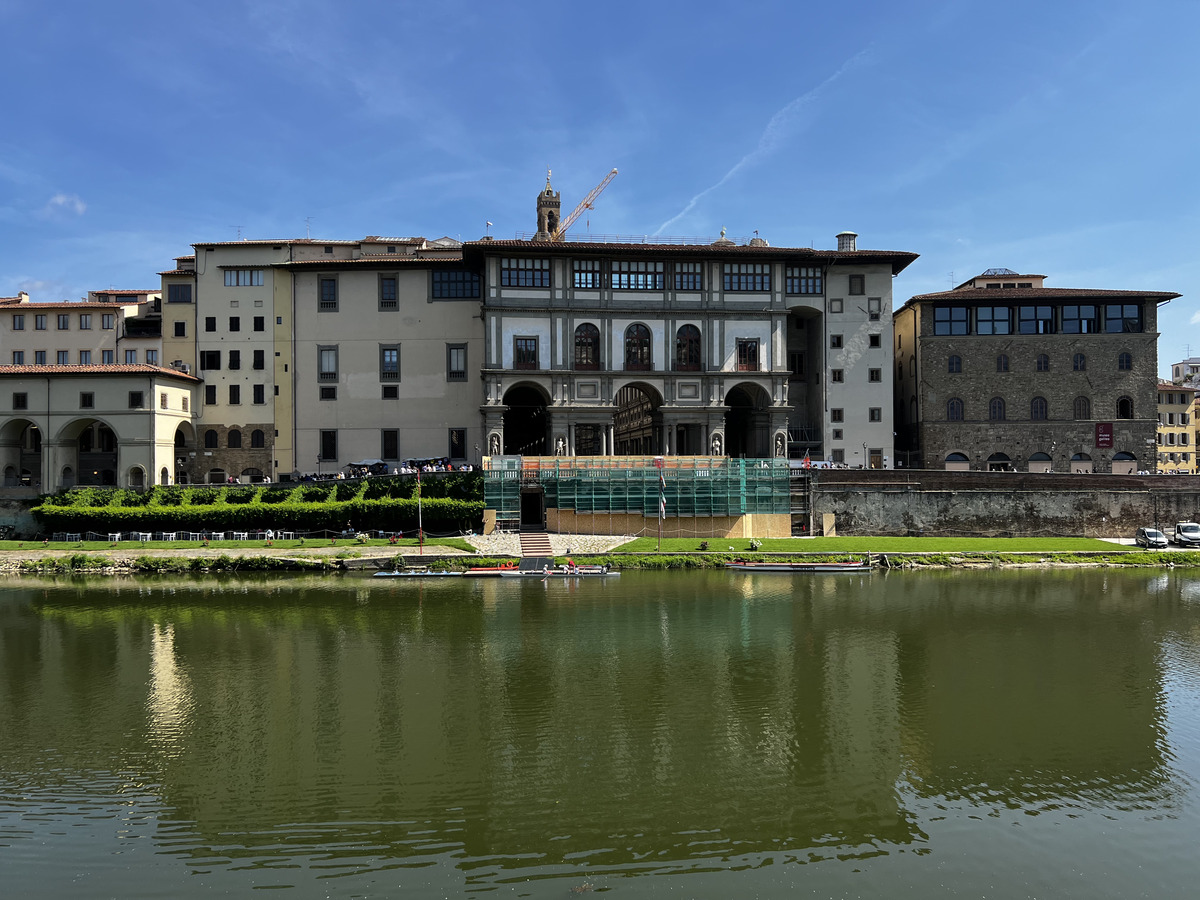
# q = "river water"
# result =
<box><xmin>2</xmin><ymin>568</ymin><xmax>1200</xmax><ymax>898</ymax></box>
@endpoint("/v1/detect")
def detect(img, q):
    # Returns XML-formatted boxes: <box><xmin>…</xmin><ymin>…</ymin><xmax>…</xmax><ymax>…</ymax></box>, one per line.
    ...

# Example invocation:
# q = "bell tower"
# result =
<box><xmin>535</xmin><ymin>168</ymin><xmax>560</xmax><ymax>240</ymax></box>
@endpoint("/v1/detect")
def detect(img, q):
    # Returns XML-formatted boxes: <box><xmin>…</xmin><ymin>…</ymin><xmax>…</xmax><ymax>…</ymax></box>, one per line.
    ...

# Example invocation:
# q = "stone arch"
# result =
<box><xmin>724</xmin><ymin>382</ymin><xmax>772</xmax><ymax>458</ymax></box>
<box><xmin>1112</xmin><ymin>451</ymin><xmax>1137</xmax><ymax>476</ymax></box>
<box><xmin>242</xmin><ymin>467</ymin><xmax>265</xmax><ymax>482</ymax></box>
<box><xmin>502</xmin><ymin>382</ymin><xmax>552</xmax><ymax>456</ymax></box>
<box><xmin>0</xmin><ymin>417</ymin><xmax>42</xmax><ymax>488</ymax></box>
<box><xmin>623</xmin><ymin>323</ymin><xmax>653</xmax><ymax>371</ymax></box>
<box><xmin>1028</xmin><ymin>451</ymin><xmax>1053</xmax><ymax>474</ymax></box>
<box><xmin>987</xmin><ymin>452</ymin><xmax>1012</xmax><ymax>472</ymax></box>
<box><xmin>944</xmin><ymin>452</ymin><xmax>970</xmax><ymax>471</ymax></box>
<box><xmin>1070</xmin><ymin>452</ymin><xmax>1093</xmax><ymax>474</ymax></box>
<box><xmin>54</xmin><ymin>417</ymin><xmax>119</xmax><ymax>487</ymax></box>
<box><xmin>160</xmin><ymin>466</ymin><xmax>170</xmax><ymax>486</ymax></box>
<box><xmin>613</xmin><ymin>381</ymin><xmax>664</xmax><ymax>456</ymax></box>
<box><xmin>207</xmin><ymin>468</ymin><xmax>227</xmax><ymax>484</ymax></box>
<box><xmin>128</xmin><ymin>466</ymin><xmax>146</xmax><ymax>489</ymax></box>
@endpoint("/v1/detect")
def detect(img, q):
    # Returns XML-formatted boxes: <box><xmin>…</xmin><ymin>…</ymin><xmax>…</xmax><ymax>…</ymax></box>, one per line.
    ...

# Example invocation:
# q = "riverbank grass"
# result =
<box><xmin>0</xmin><ymin>536</ymin><xmax>475</xmax><ymax>553</ymax></box>
<box><xmin>617</xmin><ymin>536</ymin><xmax>1124</xmax><ymax>552</ymax></box>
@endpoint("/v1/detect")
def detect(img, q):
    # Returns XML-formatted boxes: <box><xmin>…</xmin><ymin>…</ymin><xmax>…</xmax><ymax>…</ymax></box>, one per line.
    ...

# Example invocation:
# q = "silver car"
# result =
<box><xmin>1136</xmin><ymin>527</ymin><xmax>1168</xmax><ymax>549</ymax></box>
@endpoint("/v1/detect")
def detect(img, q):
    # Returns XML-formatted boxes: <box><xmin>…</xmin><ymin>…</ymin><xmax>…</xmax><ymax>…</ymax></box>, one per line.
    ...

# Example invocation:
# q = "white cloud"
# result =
<box><xmin>43</xmin><ymin>193</ymin><xmax>86</xmax><ymax>216</ymax></box>
<box><xmin>1189</xmin><ymin>309</ymin><xmax>1200</xmax><ymax>326</ymax></box>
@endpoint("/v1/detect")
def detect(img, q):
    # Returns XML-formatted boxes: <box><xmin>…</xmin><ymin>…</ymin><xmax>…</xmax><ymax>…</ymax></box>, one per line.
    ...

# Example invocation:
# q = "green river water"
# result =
<box><xmin>2</xmin><ymin>568</ymin><xmax>1200</xmax><ymax>898</ymax></box>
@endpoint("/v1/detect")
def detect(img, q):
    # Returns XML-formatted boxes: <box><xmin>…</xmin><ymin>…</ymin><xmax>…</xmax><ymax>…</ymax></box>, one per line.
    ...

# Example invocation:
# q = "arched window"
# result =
<box><xmin>1073</xmin><ymin>353</ymin><xmax>1086</xmax><ymax>371</ymax></box>
<box><xmin>948</xmin><ymin>354</ymin><xmax>962</xmax><ymax>373</ymax></box>
<box><xmin>1031</xmin><ymin>396</ymin><xmax>1048</xmax><ymax>420</ymax></box>
<box><xmin>251</xmin><ymin>429</ymin><xmax>265</xmax><ymax>449</ymax></box>
<box><xmin>574</xmin><ymin>323</ymin><xmax>600</xmax><ymax>371</ymax></box>
<box><xmin>1036</xmin><ymin>354</ymin><xmax>1050</xmax><ymax>372</ymax></box>
<box><xmin>675</xmin><ymin>324</ymin><xmax>701</xmax><ymax>371</ymax></box>
<box><xmin>624</xmin><ymin>324</ymin><xmax>651</xmax><ymax>371</ymax></box>
<box><xmin>1074</xmin><ymin>396</ymin><xmax>1091</xmax><ymax>420</ymax></box>
<box><xmin>228</xmin><ymin>429</ymin><xmax>242</xmax><ymax>449</ymax></box>
<box><xmin>1118</xmin><ymin>351</ymin><xmax>1132</xmax><ymax>371</ymax></box>
<box><xmin>996</xmin><ymin>354</ymin><xmax>1009</xmax><ymax>373</ymax></box>
<box><xmin>989</xmin><ymin>397</ymin><xmax>1006</xmax><ymax>421</ymax></box>
<box><xmin>204</xmin><ymin>429</ymin><xmax>218</xmax><ymax>449</ymax></box>
<box><xmin>947</xmin><ymin>398</ymin><xmax>964</xmax><ymax>421</ymax></box>
<box><xmin>1117</xmin><ymin>396</ymin><xmax>1134</xmax><ymax>419</ymax></box>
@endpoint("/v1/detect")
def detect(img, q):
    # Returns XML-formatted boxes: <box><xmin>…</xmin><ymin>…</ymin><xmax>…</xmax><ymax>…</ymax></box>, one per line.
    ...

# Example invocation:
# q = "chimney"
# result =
<box><xmin>836</xmin><ymin>231</ymin><xmax>858</xmax><ymax>252</ymax></box>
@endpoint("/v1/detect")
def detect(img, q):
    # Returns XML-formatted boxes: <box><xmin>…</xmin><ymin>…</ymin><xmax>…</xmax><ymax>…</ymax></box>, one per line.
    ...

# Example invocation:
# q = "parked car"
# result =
<box><xmin>1135</xmin><ymin>527</ymin><xmax>1168</xmax><ymax>549</ymax></box>
<box><xmin>1174</xmin><ymin>522</ymin><xmax>1200</xmax><ymax>546</ymax></box>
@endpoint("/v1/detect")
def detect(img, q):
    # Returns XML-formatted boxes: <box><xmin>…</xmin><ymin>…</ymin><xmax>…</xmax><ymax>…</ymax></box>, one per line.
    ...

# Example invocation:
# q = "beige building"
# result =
<box><xmin>1156</xmin><ymin>382</ymin><xmax>1197</xmax><ymax>473</ymax></box>
<box><xmin>467</xmin><ymin>182</ymin><xmax>916</xmax><ymax>467</ymax></box>
<box><xmin>0</xmin><ymin>290</ymin><xmax>161</xmax><ymax>368</ymax></box>
<box><xmin>0</xmin><ymin>363</ymin><xmax>198</xmax><ymax>489</ymax></box>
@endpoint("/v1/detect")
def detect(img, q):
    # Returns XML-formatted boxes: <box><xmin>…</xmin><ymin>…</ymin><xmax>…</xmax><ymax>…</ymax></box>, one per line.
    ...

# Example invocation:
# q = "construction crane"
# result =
<box><xmin>551</xmin><ymin>168</ymin><xmax>618</xmax><ymax>241</ymax></box>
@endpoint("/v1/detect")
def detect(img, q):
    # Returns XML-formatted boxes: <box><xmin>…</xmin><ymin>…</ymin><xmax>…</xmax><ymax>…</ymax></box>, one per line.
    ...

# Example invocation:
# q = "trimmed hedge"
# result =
<box><xmin>32</xmin><ymin>476</ymin><xmax>484</xmax><ymax>535</ymax></box>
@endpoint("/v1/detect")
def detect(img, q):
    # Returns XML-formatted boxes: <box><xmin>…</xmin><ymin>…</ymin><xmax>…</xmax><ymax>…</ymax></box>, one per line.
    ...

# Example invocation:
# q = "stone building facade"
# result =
<box><xmin>894</xmin><ymin>269</ymin><xmax>1178</xmax><ymax>473</ymax></box>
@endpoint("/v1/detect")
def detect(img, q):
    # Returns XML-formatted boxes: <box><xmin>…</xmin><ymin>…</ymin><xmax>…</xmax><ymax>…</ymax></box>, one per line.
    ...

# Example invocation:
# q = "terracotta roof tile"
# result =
<box><xmin>158</xmin><ymin>270</ymin><xmax>196</xmax><ymax>277</ymax></box>
<box><xmin>0</xmin><ymin>364</ymin><xmax>200</xmax><ymax>381</ymax></box>
<box><xmin>0</xmin><ymin>298</ymin><xmax>137</xmax><ymax>309</ymax></box>
<box><xmin>909</xmin><ymin>287</ymin><xmax>1180</xmax><ymax>302</ymax></box>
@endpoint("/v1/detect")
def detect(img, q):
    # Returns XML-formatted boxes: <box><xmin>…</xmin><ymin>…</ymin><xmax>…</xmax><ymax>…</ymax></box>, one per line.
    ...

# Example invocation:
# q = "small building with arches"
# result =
<box><xmin>0</xmin><ymin>364</ymin><xmax>200</xmax><ymax>491</ymax></box>
<box><xmin>894</xmin><ymin>269</ymin><xmax>1176</xmax><ymax>473</ymax></box>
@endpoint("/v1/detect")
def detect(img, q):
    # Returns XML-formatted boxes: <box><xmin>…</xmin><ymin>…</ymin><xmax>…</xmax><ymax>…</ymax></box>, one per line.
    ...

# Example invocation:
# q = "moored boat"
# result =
<box><xmin>373</xmin><ymin>567</ymin><xmax>463</xmax><ymax>578</ymax></box>
<box><xmin>726</xmin><ymin>559</ymin><xmax>872</xmax><ymax>574</ymax></box>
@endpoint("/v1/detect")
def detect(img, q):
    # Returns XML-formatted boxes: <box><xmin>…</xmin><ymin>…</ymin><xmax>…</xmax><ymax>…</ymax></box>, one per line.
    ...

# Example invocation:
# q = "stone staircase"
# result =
<box><xmin>519</xmin><ymin>531</ymin><xmax>553</xmax><ymax>557</ymax></box>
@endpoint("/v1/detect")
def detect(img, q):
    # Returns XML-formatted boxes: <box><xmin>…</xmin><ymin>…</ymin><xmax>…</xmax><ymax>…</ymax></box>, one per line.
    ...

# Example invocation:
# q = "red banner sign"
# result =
<box><xmin>1095</xmin><ymin>423</ymin><xmax>1114</xmax><ymax>448</ymax></box>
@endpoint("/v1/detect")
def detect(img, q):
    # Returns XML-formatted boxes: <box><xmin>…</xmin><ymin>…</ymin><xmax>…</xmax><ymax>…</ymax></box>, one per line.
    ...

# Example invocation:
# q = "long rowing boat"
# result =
<box><xmin>725</xmin><ymin>559</ymin><xmax>872</xmax><ymax>574</ymax></box>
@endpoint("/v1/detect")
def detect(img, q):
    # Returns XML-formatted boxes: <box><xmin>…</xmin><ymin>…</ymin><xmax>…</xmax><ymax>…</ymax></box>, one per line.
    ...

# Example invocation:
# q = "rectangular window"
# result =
<box><xmin>869</xmin><ymin>407</ymin><xmax>882</xmax><ymax>422</ymax></box>
<box><xmin>514</xmin><ymin>336</ymin><xmax>538</xmax><ymax>370</ymax></box>
<box><xmin>160</xmin><ymin>392</ymin><xmax>169</xmax><ymax>410</ymax></box>
<box><xmin>253</xmin><ymin>384</ymin><xmax>265</xmax><ymax>405</ymax></box>
<box><xmin>128</xmin><ymin>391</ymin><xmax>144</xmax><ymax>409</ymax></box>
<box><xmin>205</xmin><ymin>316</ymin><xmax>216</xmax><ymax>332</ymax></box>
<box><xmin>829</xmin><ymin>298</ymin><xmax>843</xmax><ymax>313</ymax></box>
<box><xmin>200</xmin><ymin>350</ymin><xmax>220</xmax><ymax>370</ymax></box>
<box><xmin>229</xmin><ymin>316</ymin><xmax>240</xmax><ymax>332</ymax></box>
<box><xmin>1062</xmin><ymin>304</ymin><xmax>1099</xmax><ymax>333</ymax></box>
<box><xmin>869</xmin><ymin>368</ymin><xmax>882</xmax><ymax>382</ymax></box>
<box><xmin>449</xmin><ymin>427</ymin><xmax>466</xmax><ymax>460</ymax></box>
<box><xmin>832</xmin><ymin>429</ymin><xmax>843</xmax><ymax>440</ymax></box>
<box><xmin>228</xmin><ymin>384</ymin><xmax>240</xmax><ymax>405</ymax></box>
<box><xmin>976</xmin><ymin>306</ymin><xmax>1012</xmax><ymax>335</ymax></box>
<box><xmin>785</xmin><ymin>266</ymin><xmax>822</xmax><ymax>294</ymax></box>
<box><xmin>573</xmin><ymin>259</ymin><xmax>602</xmax><ymax>289</ymax></box>
<box><xmin>12</xmin><ymin>392</ymin><xmax>27</xmax><ymax>410</ymax></box>
<box><xmin>11</xmin><ymin>314</ymin><xmax>23</xmax><ymax>330</ymax></box>
<box><xmin>253</xmin><ymin>316</ymin><xmax>264</xmax><ymax>332</ymax></box>
<box><xmin>612</xmin><ymin>260</ymin><xmax>664</xmax><ymax>290</ymax></box>
<box><xmin>102</xmin><ymin>313</ymin><xmax>114</xmax><ymax>329</ymax></box>
<box><xmin>736</xmin><ymin>339</ymin><xmax>759</xmax><ymax>372</ymax></box>
<box><xmin>830</xmin><ymin>408</ymin><xmax>844</xmax><ymax>423</ymax></box>
<box><xmin>447</xmin><ymin>343</ymin><xmax>467</xmax><ymax>382</ymax></box>
<box><xmin>831</xmin><ymin>369</ymin><xmax>844</xmax><ymax>382</ymax></box>
<box><xmin>723</xmin><ymin>263</ymin><xmax>770</xmax><ymax>292</ymax></box>
<box><xmin>934</xmin><ymin>306</ymin><xmax>969</xmax><ymax>335</ymax></box>
<box><xmin>378</xmin><ymin>274</ymin><xmax>398</xmax><ymax>309</ymax></box>
<box><xmin>501</xmin><ymin>257</ymin><xmax>550</xmax><ymax>287</ymax></box>
<box><xmin>1105</xmin><ymin>304</ymin><xmax>1142</xmax><ymax>333</ymax></box>
<box><xmin>789</xmin><ymin>351</ymin><xmax>805</xmax><ymax>377</ymax></box>
<box><xmin>1018</xmin><ymin>305</ymin><xmax>1056</xmax><ymax>334</ymax></box>
<box><xmin>56</xmin><ymin>350</ymin><xmax>69</xmax><ymax>364</ymax></box>
<box><xmin>173</xmin><ymin>321</ymin><xmax>186</xmax><ymax>337</ymax></box>
<box><xmin>182</xmin><ymin>397</ymin><xmax>188</xmax><ymax>412</ymax></box>
<box><xmin>228</xmin><ymin>350</ymin><xmax>241</xmax><ymax>370</ymax></box>
<box><xmin>431</xmin><ymin>269</ymin><xmax>482</xmax><ymax>298</ymax></box>
<box><xmin>205</xmin><ymin>385</ymin><xmax>217</xmax><ymax>405</ymax></box>
<box><xmin>34</xmin><ymin>351</ymin><xmax>45</xmax><ymax>365</ymax></box>
<box><xmin>868</xmin><ymin>297</ymin><xmax>882</xmax><ymax>320</ymax></box>
<box><xmin>380</xmin><ymin>344</ymin><xmax>400</xmax><ymax>381</ymax></box>
<box><xmin>35</xmin><ymin>315</ymin><xmax>46</xmax><ymax>330</ymax></box>
<box><xmin>125</xmin><ymin>349</ymin><xmax>137</xmax><ymax>364</ymax></box>
<box><xmin>223</xmin><ymin>269</ymin><xmax>264</xmax><ymax>287</ymax></box>
<box><xmin>382</xmin><ymin>429</ymin><xmax>400</xmax><ymax>461</ymax></box>
<box><xmin>146</xmin><ymin>350</ymin><xmax>158</xmax><ymax>365</ymax></box>
<box><xmin>318</xmin><ymin>277</ymin><xmax>338</xmax><ymax>311</ymax></box>
<box><xmin>848</xmin><ymin>274</ymin><xmax>865</xmax><ymax>295</ymax></box>
<box><xmin>830</xmin><ymin>334</ymin><xmax>843</xmax><ymax>349</ymax></box>
<box><xmin>80</xmin><ymin>392</ymin><xmax>94</xmax><ymax>409</ymax></box>
<box><xmin>102</xmin><ymin>350</ymin><xmax>113</xmax><ymax>364</ymax></box>
<box><xmin>11</xmin><ymin>351</ymin><xmax>23</xmax><ymax>364</ymax></box>
<box><xmin>57</xmin><ymin>314</ymin><xmax>69</xmax><ymax>330</ymax></box>
<box><xmin>79</xmin><ymin>314</ymin><xmax>91</xmax><ymax>330</ymax></box>
<box><xmin>831</xmin><ymin>449</ymin><xmax>845</xmax><ymax>463</ymax></box>
<box><xmin>167</xmin><ymin>283</ymin><xmax>192</xmax><ymax>303</ymax></box>
<box><xmin>318</xmin><ymin>345</ymin><xmax>338</xmax><ymax>381</ymax></box>
<box><xmin>675</xmin><ymin>262</ymin><xmax>702</xmax><ymax>291</ymax></box>
<box><xmin>79</xmin><ymin>350</ymin><xmax>91</xmax><ymax>364</ymax></box>
<box><xmin>253</xmin><ymin>349</ymin><xmax>265</xmax><ymax>370</ymax></box>
<box><xmin>382</xmin><ymin>384</ymin><xmax>398</xmax><ymax>399</ymax></box>
<box><xmin>869</xmin><ymin>333</ymin><xmax>881</xmax><ymax>348</ymax></box>
<box><xmin>319</xmin><ymin>430</ymin><xmax>338</xmax><ymax>462</ymax></box>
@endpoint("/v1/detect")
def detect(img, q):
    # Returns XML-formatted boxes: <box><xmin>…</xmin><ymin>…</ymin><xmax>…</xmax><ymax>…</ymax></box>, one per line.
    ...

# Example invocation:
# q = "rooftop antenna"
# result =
<box><xmin>486</xmin><ymin>220</ymin><xmax>493</xmax><ymax>236</ymax></box>
<box><xmin>231</xmin><ymin>225</ymin><xmax>244</xmax><ymax>240</ymax></box>
<box><xmin>304</xmin><ymin>217</ymin><xmax>313</xmax><ymax>240</ymax></box>
<box><xmin>948</xmin><ymin>270</ymin><xmax>955</xmax><ymax>288</ymax></box>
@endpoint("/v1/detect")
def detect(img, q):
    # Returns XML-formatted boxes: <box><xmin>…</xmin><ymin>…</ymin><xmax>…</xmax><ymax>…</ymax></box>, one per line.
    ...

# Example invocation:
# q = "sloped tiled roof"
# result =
<box><xmin>0</xmin><ymin>364</ymin><xmax>200</xmax><ymax>382</ymax></box>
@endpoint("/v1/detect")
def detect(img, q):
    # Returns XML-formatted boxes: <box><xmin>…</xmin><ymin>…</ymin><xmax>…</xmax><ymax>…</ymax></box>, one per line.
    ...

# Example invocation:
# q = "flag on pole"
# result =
<box><xmin>659</xmin><ymin>469</ymin><xmax>666</xmax><ymax>519</ymax></box>
<box><xmin>802</xmin><ymin>451</ymin><xmax>811</xmax><ymax>469</ymax></box>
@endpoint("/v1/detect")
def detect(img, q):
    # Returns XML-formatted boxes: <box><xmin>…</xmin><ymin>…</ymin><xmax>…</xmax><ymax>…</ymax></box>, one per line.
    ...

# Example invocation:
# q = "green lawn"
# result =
<box><xmin>0</xmin><ymin>537</ymin><xmax>476</xmax><ymax>553</ymax></box>
<box><xmin>615</xmin><ymin>536</ymin><xmax>1125</xmax><ymax>553</ymax></box>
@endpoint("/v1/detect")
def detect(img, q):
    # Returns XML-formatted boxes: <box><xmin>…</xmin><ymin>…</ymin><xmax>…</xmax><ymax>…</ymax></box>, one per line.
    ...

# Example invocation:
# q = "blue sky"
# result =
<box><xmin>2</xmin><ymin>0</ymin><xmax>1198</xmax><ymax>373</ymax></box>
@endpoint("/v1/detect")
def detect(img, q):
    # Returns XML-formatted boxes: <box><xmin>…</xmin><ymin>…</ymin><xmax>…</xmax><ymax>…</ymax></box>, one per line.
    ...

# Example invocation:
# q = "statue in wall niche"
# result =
<box><xmin>556</xmin><ymin>436</ymin><xmax>566</xmax><ymax>456</ymax></box>
<box><xmin>489</xmin><ymin>434</ymin><xmax>500</xmax><ymax>456</ymax></box>
<box><xmin>775</xmin><ymin>433</ymin><xmax>786</xmax><ymax>457</ymax></box>
<box><xmin>711</xmin><ymin>433</ymin><xmax>722</xmax><ymax>456</ymax></box>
